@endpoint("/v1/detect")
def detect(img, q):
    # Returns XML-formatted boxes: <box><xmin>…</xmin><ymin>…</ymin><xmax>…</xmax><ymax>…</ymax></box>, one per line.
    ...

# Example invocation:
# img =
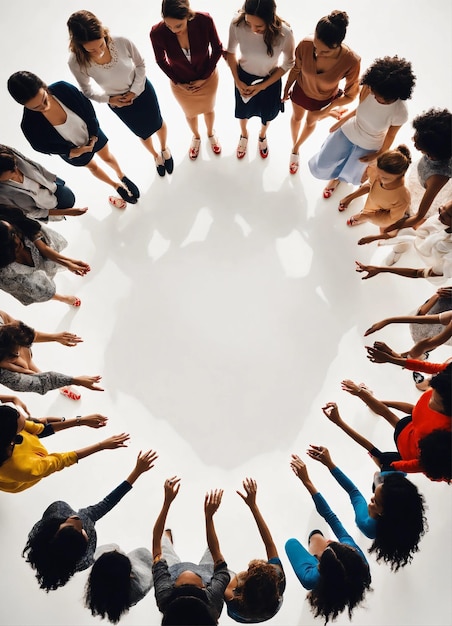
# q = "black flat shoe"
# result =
<box><xmin>155</xmin><ymin>155</ymin><xmax>166</xmax><ymax>177</ymax></box>
<box><xmin>121</xmin><ymin>176</ymin><xmax>140</xmax><ymax>198</ymax></box>
<box><xmin>116</xmin><ymin>186</ymin><xmax>137</xmax><ymax>204</ymax></box>
<box><xmin>162</xmin><ymin>148</ymin><xmax>174</xmax><ymax>174</ymax></box>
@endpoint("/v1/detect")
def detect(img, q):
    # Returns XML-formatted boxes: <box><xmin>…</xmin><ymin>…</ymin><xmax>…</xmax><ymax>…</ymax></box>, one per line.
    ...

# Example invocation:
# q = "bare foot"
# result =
<box><xmin>53</xmin><ymin>294</ymin><xmax>81</xmax><ymax>307</ymax></box>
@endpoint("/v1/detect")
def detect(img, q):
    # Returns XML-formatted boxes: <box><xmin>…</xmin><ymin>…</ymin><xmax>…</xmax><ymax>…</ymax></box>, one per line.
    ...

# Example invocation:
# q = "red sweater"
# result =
<box><xmin>392</xmin><ymin>388</ymin><xmax>451</xmax><ymax>475</ymax></box>
<box><xmin>150</xmin><ymin>12</ymin><xmax>223</xmax><ymax>84</ymax></box>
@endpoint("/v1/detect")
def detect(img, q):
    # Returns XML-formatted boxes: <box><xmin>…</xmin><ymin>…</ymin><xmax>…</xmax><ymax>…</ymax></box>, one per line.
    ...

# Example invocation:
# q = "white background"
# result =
<box><xmin>0</xmin><ymin>1</ymin><xmax>451</xmax><ymax>625</ymax></box>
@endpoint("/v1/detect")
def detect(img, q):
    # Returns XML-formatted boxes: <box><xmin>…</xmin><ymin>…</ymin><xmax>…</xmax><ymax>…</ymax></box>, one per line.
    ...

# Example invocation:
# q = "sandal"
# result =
<box><xmin>189</xmin><ymin>137</ymin><xmax>201</xmax><ymax>161</ymax></box>
<box><xmin>338</xmin><ymin>202</ymin><xmax>347</xmax><ymax>212</ymax></box>
<box><xmin>258</xmin><ymin>135</ymin><xmax>268</xmax><ymax>159</ymax></box>
<box><xmin>109</xmin><ymin>196</ymin><xmax>127</xmax><ymax>210</ymax></box>
<box><xmin>236</xmin><ymin>135</ymin><xmax>248</xmax><ymax>159</ymax></box>
<box><xmin>208</xmin><ymin>133</ymin><xmax>221</xmax><ymax>155</ymax></box>
<box><xmin>121</xmin><ymin>176</ymin><xmax>140</xmax><ymax>198</ymax></box>
<box><xmin>155</xmin><ymin>154</ymin><xmax>166</xmax><ymax>177</ymax></box>
<box><xmin>162</xmin><ymin>148</ymin><xmax>174</xmax><ymax>174</ymax></box>
<box><xmin>323</xmin><ymin>180</ymin><xmax>339</xmax><ymax>199</ymax></box>
<box><xmin>289</xmin><ymin>153</ymin><xmax>299</xmax><ymax>175</ymax></box>
<box><xmin>116</xmin><ymin>185</ymin><xmax>137</xmax><ymax>204</ymax></box>
<box><xmin>60</xmin><ymin>386</ymin><xmax>81</xmax><ymax>401</ymax></box>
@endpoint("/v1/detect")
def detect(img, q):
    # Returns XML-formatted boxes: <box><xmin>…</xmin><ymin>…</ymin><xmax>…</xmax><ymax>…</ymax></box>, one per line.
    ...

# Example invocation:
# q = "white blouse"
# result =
<box><xmin>227</xmin><ymin>15</ymin><xmax>295</xmax><ymax>77</ymax></box>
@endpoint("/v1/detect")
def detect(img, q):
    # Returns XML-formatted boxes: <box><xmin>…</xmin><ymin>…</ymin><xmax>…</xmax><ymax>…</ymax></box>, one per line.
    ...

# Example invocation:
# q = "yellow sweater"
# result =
<box><xmin>0</xmin><ymin>421</ymin><xmax>78</xmax><ymax>493</ymax></box>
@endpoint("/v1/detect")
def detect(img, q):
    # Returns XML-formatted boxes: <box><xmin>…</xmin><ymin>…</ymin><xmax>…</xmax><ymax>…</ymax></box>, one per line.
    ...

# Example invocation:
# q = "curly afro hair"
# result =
<box><xmin>361</xmin><ymin>56</ymin><xmax>416</xmax><ymax>101</ymax></box>
<box><xmin>413</xmin><ymin>108</ymin><xmax>452</xmax><ymax>160</ymax></box>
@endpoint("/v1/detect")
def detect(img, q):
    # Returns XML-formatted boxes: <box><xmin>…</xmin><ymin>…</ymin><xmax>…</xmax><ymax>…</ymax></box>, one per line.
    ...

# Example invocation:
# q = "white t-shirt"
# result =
<box><xmin>342</xmin><ymin>93</ymin><xmax>408</xmax><ymax>150</ymax></box>
<box><xmin>227</xmin><ymin>14</ymin><xmax>295</xmax><ymax>77</ymax></box>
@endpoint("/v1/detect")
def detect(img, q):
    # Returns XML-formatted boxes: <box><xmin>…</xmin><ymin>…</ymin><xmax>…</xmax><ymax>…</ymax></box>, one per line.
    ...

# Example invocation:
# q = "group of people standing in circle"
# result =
<box><xmin>0</xmin><ymin>0</ymin><xmax>451</xmax><ymax>624</ymax></box>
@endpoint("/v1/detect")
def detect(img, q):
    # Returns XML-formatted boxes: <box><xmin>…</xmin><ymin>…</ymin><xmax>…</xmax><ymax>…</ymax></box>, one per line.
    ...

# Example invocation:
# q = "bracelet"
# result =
<box><xmin>60</xmin><ymin>417</ymin><xmax>66</xmax><ymax>422</ymax></box>
<box><xmin>76</xmin><ymin>416</ymin><xmax>82</xmax><ymax>426</ymax></box>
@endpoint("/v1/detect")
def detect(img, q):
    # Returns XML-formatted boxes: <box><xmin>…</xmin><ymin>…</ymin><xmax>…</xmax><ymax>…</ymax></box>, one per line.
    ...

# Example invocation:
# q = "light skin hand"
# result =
<box><xmin>237</xmin><ymin>477</ymin><xmax>257</xmax><ymax>508</ymax></box>
<box><xmin>55</xmin><ymin>332</ymin><xmax>83</xmax><ymax>346</ymax></box>
<box><xmin>364</xmin><ymin>320</ymin><xmax>387</xmax><ymax>336</ymax></box>
<box><xmin>164</xmin><ymin>476</ymin><xmax>181</xmax><ymax>503</ymax></box>
<box><xmin>74</xmin><ymin>375</ymin><xmax>104</xmax><ymax>391</ymax></box>
<box><xmin>290</xmin><ymin>454</ymin><xmax>311</xmax><ymax>485</ymax></box>
<box><xmin>134</xmin><ymin>449</ymin><xmax>159</xmax><ymax>474</ymax></box>
<box><xmin>306</xmin><ymin>445</ymin><xmax>335</xmax><ymax>469</ymax></box>
<box><xmin>321</xmin><ymin>402</ymin><xmax>342</xmax><ymax>424</ymax></box>
<box><xmin>100</xmin><ymin>432</ymin><xmax>130</xmax><ymax>449</ymax></box>
<box><xmin>80</xmin><ymin>414</ymin><xmax>108</xmax><ymax>428</ymax></box>
<box><xmin>341</xmin><ymin>379</ymin><xmax>363</xmax><ymax>396</ymax></box>
<box><xmin>359</xmin><ymin>151</ymin><xmax>380</xmax><ymax>163</ymax></box>
<box><xmin>204</xmin><ymin>489</ymin><xmax>223</xmax><ymax>518</ymax></box>
<box><xmin>63</xmin><ymin>207</ymin><xmax>88</xmax><ymax>216</ymax></box>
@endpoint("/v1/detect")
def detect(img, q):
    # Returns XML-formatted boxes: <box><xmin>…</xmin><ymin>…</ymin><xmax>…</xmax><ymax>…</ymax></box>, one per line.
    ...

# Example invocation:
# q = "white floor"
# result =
<box><xmin>0</xmin><ymin>1</ymin><xmax>451</xmax><ymax>625</ymax></box>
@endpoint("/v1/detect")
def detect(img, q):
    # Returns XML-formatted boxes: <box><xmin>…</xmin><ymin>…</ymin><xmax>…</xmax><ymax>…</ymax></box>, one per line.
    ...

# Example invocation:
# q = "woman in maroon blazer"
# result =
<box><xmin>150</xmin><ymin>0</ymin><xmax>223</xmax><ymax>161</ymax></box>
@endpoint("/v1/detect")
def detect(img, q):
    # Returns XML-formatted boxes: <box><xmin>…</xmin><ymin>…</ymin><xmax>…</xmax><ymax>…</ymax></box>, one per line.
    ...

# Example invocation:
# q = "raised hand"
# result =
<box><xmin>321</xmin><ymin>401</ymin><xmax>342</xmax><ymax>424</ymax></box>
<box><xmin>135</xmin><ymin>449</ymin><xmax>159</xmax><ymax>474</ymax></box>
<box><xmin>164</xmin><ymin>476</ymin><xmax>181</xmax><ymax>503</ymax></box>
<box><xmin>204</xmin><ymin>489</ymin><xmax>223</xmax><ymax>517</ymax></box>
<box><xmin>306</xmin><ymin>444</ymin><xmax>334</xmax><ymax>468</ymax></box>
<box><xmin>341</xmin><ymin>379</ymin><xmax>364</xmax><ymax>396</ymax></box>
<box><xmin>237</xmin><ymin>477</ymin><xmax>257</xmax><ymax>508</ymax></box>
<box><xmin>290</xmin><ymin>454</ymin><xmax>310</xmax><ymax>483</ymax></box>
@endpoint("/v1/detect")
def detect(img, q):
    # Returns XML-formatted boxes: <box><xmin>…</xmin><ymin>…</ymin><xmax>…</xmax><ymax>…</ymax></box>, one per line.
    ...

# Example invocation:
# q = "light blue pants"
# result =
<box><xmin>308</xmin><ymin>128</ymin><xmax>375</xmax><ymax>185</ymax></box>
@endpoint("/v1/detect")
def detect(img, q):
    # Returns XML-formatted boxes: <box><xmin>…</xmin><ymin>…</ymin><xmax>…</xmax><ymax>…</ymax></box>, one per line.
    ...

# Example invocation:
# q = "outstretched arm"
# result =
<box><xmin>205</xmin><ymin>489</ymin><xmax>225</xmax><ymax>565</ymax></box>
<box><xmin>152</xmin><ymin>477</ymin><xmax>180</xmax><ymax>560</ymax></box>
<box><xmin>341</xmin><ymin>380</ymin><xmax>401</xmax><ymax>426</ymax></box>
<box><xmin>321</xmin><ymin>403</ymin><xmax>375</xmax><ymax>452</ymax></box>
<box><xmin>237</xmin><ymin>478</ymin><xmax>278</xmax><ymax>560</ymax></box>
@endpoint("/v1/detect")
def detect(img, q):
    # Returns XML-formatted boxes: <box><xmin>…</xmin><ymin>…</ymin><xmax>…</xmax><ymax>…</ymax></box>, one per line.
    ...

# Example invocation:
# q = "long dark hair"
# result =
<box><xmin>85</xmin><ymin>550</ymin><xmax>133</xmax><ymax>623</ymax></box>
<box><xmin>234</xmin><ymin>0</ymin><xmax>288</xmax><ymax>56</ymax></box>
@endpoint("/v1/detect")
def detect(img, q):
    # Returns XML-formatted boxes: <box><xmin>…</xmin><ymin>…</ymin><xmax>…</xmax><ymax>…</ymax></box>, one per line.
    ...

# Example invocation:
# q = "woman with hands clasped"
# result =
<box><xmin>0</xmin><ymin>405</ymin><xmax>123</xmax><ymax>493</ymax></box>
<box><xmin>68</xmin><ymin>10</ymin><xmax>172</xmax><ymax>183</ymax></box>
<box><xmin>7</xmin><ymin>71</ymin><xmax>138</xmax><ymax>209</ymax></box>
<box><xmin>152</xmin><ymin>478</ymin><xmax>230</xmax><ymax>625</ymax></box>
<box><xmin>225</xmin><ymin>478</ymin><xmax>286</xmax><ymax>623</ymax></box>
<box><xmin>285</xmin><ymin>454</ymin><xmax>371</xmax><ymax>624</ymax></box>
<box><xmin>150</xmin><ymin>0</ymin><xmax>223</xmax><ymax>161</ymax></box>
<box><xmin>23</xmin><ymin>449</ymin><xmax>157</xmax><ymax>591</ymax></box>
<box><xmin>309</xmin><ymin>423</ymin><xmax>426</xmax><ymax>572</ymax></box>
<box><xmin>225</xmin><ymin>0</ymin><xmax>295</xmax><ymax>160</ymax></box>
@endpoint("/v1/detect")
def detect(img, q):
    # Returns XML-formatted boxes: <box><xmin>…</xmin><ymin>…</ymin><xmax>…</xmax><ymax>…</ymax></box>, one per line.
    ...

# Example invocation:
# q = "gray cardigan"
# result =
<box><xmin>0</xmin><ymin>147</ymin><xmax>58</xmax><ymax>220</ymax></box>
